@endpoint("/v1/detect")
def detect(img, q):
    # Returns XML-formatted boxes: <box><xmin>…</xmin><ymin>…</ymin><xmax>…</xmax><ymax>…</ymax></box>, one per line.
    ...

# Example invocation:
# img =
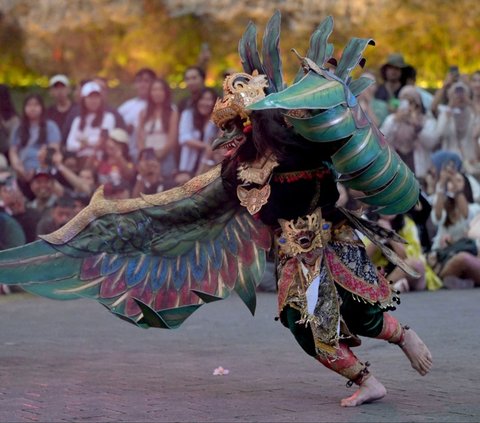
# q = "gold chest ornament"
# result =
<box><xmin>236</xmin><ymin>154</ymin><xmax>279</xmax><ymax>215</ymax></box>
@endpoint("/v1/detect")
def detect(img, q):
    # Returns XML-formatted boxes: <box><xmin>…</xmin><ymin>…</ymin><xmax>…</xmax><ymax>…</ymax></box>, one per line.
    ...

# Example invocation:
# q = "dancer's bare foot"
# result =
<box><xmin>340</xmin><ymin>375</ymin><xmax>386</xmax><ymax>407</ymax></box>
<box><xmin>400</xmin><ymin>328</ymin><xmax>432</xmax><ymax>376</ymax></box>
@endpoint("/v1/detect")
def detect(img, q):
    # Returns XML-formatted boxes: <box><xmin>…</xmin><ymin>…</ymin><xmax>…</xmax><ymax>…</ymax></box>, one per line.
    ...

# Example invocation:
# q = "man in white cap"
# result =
<box><xmin>46</xmin><ymin>74</ymin><xmax>74</xmax><ymax>141</ymax></box>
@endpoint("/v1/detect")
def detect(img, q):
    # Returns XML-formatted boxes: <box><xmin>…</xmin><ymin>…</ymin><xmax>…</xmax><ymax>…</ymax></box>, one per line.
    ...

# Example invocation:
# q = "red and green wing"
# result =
<box><xmin>0</xmin><ymin>167</ymin><xmax>271</xmax><ymax>329</ymax></box>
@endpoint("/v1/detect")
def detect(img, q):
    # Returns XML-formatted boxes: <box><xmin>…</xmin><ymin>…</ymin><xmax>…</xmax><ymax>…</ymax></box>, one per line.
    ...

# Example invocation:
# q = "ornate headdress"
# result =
<box><xmin>211</xmin><ymin>72</ymin><xmax>268</xmax><ymax>128</ymax></box>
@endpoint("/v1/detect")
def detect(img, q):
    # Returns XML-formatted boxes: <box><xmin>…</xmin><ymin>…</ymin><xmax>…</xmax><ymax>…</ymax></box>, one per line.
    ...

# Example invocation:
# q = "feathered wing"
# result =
<box><xmin>0</xmin><ymin>166</ymin><xmax>271</xmax><ymax>329</ymax></box>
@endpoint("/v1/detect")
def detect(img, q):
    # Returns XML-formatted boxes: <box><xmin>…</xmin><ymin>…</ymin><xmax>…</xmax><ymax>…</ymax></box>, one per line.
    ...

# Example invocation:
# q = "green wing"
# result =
<box><xmin>0</xmin><ymin>166</ymin><xmax>271</xmax><ymax>329</ymax></box>
<box><xmin>247</xmin><ymin>14</ymin><xmax>419</xmax><ymax>215</ymax></box>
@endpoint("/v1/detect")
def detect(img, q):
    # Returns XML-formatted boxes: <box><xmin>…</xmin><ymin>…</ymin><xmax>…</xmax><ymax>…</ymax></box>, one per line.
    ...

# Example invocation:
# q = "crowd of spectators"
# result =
<box><xmin>2</xmin><ymin>51</ymin><xmax>480</xmax><ymax>295</ymax></box>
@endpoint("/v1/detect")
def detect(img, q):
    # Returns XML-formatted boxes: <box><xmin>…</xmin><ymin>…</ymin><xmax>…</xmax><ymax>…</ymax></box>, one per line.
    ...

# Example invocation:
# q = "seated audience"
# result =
<box><xmin>0</xmin><ymin>84</ymin><xmax>20</xmax><ymax>157</ymax></box>
<box><xmin>364</xmin><ymin>213</ymin><xmax>442</xmax><ymax>293</ymax></box>
<box><xmin>132</xmin><ymin>148</ymin><xmax>169</xmax><ymax>196</ymax></box>
<box><xmin>65</xmin><ymin>81</ymin><xmax>116</xmax><ymax>161</ymax></box>
<box><xmin>46</xmin><ymin>74</ymin><xmax>74</xmax><ymax>140</ymax></box>
<box><xmin>380</xmin><ymin>85</ymin><xmax>437</xmax><ymax>179</ymax></box>
<box><xmin>28</xmin><ymin>168</ymin><xmax>58</xmax><ymax>215</ymax></box>
<box><xmin>176</xmin><ymin>87</ymin><xmax>219</xmax><ymax>185</ymax></box>
<box><xmin>96</xmin><ymin>128</ymin><xmax>135</xmax><ymax>188</ymax></box>
<box><xmin>137</xmin><ymin>78</ymin><xmax>179</xmax><ymax>182</ymax></box>
<box><xmin>36</xmin><ymin>194</ymin><xmax>77</xmax><ymax>236</ymax></box>
<box><xmin>9</xmin><ymin>94</ymin><xmax>61</xmax><ymax>183</ymax></box>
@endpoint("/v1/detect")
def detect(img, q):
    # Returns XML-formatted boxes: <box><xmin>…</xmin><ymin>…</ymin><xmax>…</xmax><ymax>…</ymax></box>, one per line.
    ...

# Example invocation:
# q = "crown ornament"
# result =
<box><xmin>211</xmin><ymin>72</ymin><xmax>268</xmax><ymax>128</ymax></box>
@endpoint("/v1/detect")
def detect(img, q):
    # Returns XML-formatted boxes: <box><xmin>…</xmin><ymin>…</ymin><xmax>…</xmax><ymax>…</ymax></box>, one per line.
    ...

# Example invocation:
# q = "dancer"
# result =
<box><xmin>0</xmin><ymin>12</ymin><xmax>431</xmax><ymax>407</ymax></box>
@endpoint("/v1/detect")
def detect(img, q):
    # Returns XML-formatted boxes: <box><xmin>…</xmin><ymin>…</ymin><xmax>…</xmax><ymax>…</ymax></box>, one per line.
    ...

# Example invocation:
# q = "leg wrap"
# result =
<box><xmin>376</xmin><ymin>312</ymin><xmax>408</xmax><ymax>347</ymax></box>
<box><xmin>316</xmin><ymin>342</ymin><xmax>371</xmax><ymax>387</ymax></box>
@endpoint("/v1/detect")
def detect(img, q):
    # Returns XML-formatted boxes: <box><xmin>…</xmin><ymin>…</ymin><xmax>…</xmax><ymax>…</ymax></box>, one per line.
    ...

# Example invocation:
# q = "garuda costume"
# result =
<box><xmin>0</xmin><ymin>12</ymin><xmax>430</xmax><ymax>404</ymax></box>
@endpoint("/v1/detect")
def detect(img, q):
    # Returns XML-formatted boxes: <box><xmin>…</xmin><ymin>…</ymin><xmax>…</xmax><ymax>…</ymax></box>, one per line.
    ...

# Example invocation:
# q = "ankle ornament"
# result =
<box><xmin>346</xmin><ymin>361</ymin><xmax>371</xmax><ymax>387</ymax></box>
<box><xmin>393</xmin><ymin>325</ymin><xmax>410</xmax><ymax>348</ymax></box>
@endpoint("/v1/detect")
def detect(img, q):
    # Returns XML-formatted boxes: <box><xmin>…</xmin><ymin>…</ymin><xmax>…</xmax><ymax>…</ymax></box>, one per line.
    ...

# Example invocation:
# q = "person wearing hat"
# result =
<box><xmin>96</xmin><ymin>127</ymin><xmax>135</xmax><ymax>189</ymax></box>
<box><xmin>65</xmin><ymin>81</ymin><xmax>116</xmax><ymax>161</ymax></box>
<box><xmin>28</xmin><ymin>167</ymin><xmax>58</xmax><ymax>216</ymax></box>
<box><xmin>375</xmin><ymin>53</ymin><xmax>410</xmax><ymax>113</ymax></box>
<box><xmin>46</xmin><ymin>74</ymin><xmax>74</xmax><ymax>139</ymax></box>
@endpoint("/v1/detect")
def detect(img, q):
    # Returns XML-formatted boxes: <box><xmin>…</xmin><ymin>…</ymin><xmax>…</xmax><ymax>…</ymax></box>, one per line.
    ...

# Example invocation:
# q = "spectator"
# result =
<box><xmin>96</xmin><ymin>128</ymin><xmax>135</xmax><ymax>188</ymax></box>
<box><xmin>92</xmin><ymin>76</ymin><xmax>127</xmax><ymax>131</ymax></box>
<box><xmin>177</xmin><ymin>66</ymin><xmax>206</xmax><ymax>115</ymax></box>
<box><xmin>0</xmin><ymin>84</ymin><xmax>20</xmax><ymax>157</ymax></box>
<box><xmin>28</xmin><ymin>168</ymin><xmax>57</xmax><ymax>215</ymax></box>
<box><xmin>65</xmin><ymin>81</ymin><xmax>116</xmax><ymax>161</ymax></box>
<box><xmin>0</xmin><ymin>210</ymin><xmax>26</xmax><ymax>249</ymax></box>
<box><xmin>0</xmin><ymin>192</ymin><xmax>26</xmax><ymax>294</ymax></box>
<box><xmin>358</xmin><ymin>72</ymin><xmax>388</xmax><ymax>127</ymax></box>
<box><xmin>430</xmin><ymin>157</ymin><xmax>480</xmax><ymax>251</ymax></box>
<box><xmin>132</xmin><ymin>148</ymin><xmax>169</xmax><ymax>197</ymax></box>
<box><xmin>375</xmin><ymin>53</ymin><xmax>409</xmax><ymax>113</ymax></box>
<box><xmin>137</xmin><ymin>78</ymin><xmax>179</xmax><ymax>182</ymax></box>
<box><xmin>424</xmin><ymin>212</ymin><xmax>480</xmax><ymax>289</ymax></box>
<box><xmin>9</xmin><ymin>94</ymin><xmax>61</xmax><ymax>183</ymax></box>
<box><xmin>103</xmin><ymin>181</ymin><xmax>131</xmax><ymax>200</ymax></box>
<box><xmin>51</xmin><ymin>149</ymin><xmax>97</xmax><ymax>196</ymax></box>
<box><xmin>434</xmin><ymin>82</ymin><xmax>479</xmax><ymax>176</ymax></box>
<box><xmin>176</xmin><ymin>88</ymin><xmax>219</xmax><ymax>185</ymax></box>
<box><xmin>36</xmin><ymin>194</ymin><xmax>77</xmax><ymax>236</ymax></box>
<box><xmin>0</xmin><ymin>172</ymin><xmax>41</xmax><ymax>243</ymax></box>
<box><xmin>431</xmin><ymin>65</ymin><xmax>462</xmax><ymax>118</ymax></box>
<box><xmin>118</xmin><ymin>68</ymin><xmax>156</xmax><ymax>159</ymax></box>
<box><xmin>46</xmin><ymin>74</ymin><xmax>74</xmax><ymax>140</ymax></box>
<box><xmin>469</xmin><ymin>70</ymin><xmax>480</xmax><ymax>149</ymax></box>
<box><xmin>364</xmin><ymin>213</ymin><xmax>442</xmax><ymax>293</ymax></box>
<box><xmin>380</xmin><ymin>85</ymin><xmax>437</xmax><ymax>178</ymax></box>
<box><xmin>402</xmin><ymin>65</ymin><xmax>434</xmax><ymax>112</ymax></box>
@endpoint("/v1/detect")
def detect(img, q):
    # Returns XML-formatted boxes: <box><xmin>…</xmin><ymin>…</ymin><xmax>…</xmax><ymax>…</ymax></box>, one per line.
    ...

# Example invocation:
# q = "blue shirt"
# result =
<box><xmin>12</xmin><ymin>120</ymin><xmax>61</xmax><ymax>171</ymax></box>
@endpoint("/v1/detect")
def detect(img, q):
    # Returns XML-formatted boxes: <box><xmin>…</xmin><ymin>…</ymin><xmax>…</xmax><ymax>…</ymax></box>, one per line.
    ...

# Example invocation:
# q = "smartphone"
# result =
<box><xmin>45</xmin><ymin>147</ymin><xmax>56</xmax><ymax>167</ymax></box>
<box><xmin>449</xmin><ymin>65</ymin><xmax>459</xmax><ymax>81</ymax></box>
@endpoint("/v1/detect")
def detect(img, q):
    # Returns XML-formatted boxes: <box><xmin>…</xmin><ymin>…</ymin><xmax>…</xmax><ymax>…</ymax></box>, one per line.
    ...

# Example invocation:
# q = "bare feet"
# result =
<box><xmin>400</xmin><ymin>328</ymin><xmax>432</xmax><ymax>376</ymax></box>
<box><xmin>340</xmin><ymin>375</ymin><xmax>387</xmax><ymax>407</ymax></box>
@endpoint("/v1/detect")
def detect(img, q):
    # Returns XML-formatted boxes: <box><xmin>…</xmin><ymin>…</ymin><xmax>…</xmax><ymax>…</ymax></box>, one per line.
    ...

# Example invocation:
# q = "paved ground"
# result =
<box><xmin>0</xmin><ymin>288</ymin><xmax>479</xmax><ymax>422</ymax></box>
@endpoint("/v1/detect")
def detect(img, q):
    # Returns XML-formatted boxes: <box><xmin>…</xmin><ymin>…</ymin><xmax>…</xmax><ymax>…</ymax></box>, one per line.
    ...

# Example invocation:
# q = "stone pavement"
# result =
<box><xmin>0</xmin><ymin>289</ymin><xmax>479</xmax><ymax>422</ymax></box>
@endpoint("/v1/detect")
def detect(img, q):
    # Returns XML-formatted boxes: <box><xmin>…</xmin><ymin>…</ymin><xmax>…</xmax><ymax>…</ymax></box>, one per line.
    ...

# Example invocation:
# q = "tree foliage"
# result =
<box><xmin>1</xmin><ymin>0</ymin><xmax>480</xmax><ymax>88</ymax></box>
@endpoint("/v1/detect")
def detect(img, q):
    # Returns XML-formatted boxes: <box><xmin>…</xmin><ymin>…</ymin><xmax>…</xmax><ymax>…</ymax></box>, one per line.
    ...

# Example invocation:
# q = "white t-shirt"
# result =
<box><xmin>66</xmin><ymin>112</ymin><xmax>116</xmax><ymax>156</ymax></box>
<box><xmin>118</xmin><ymin>97</ymin><xmax>147</xmax><ymax>128</ymax></box>
<box><xmin>178</xmin><ymin>108</ymin><xmax>218</xmax><ymax>174</ymax></box>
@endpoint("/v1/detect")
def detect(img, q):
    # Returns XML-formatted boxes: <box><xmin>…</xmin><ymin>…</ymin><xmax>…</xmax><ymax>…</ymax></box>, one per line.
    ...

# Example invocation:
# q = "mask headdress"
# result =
<box><xmin>240</xmin><ymin>12</ymin><xmax>419</xmax><ymax>215</ymax></box>
<box><xmin>211</xmin><ymin>72</ymin><xmax>268</xmax><ymax>129</ymax></box>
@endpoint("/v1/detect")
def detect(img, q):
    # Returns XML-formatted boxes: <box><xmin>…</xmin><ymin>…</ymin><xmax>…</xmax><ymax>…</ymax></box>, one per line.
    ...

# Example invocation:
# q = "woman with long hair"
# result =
<box><xmin>176</xmin><ymin>87</ymin><xmax>219</xmax><ymax>184</ymax></box>
<box><xmin>0</xmin><ymin>84</ymin><xmax>20</xmax><ymax>157</ymax></box>
<box><xmin>137</xmin><ymin>78</ymin><xmax>178</xmax><ymax>180</ymax></box>
<box><xmin>9</xmin><ymin>94</ymin><xmax>61</xmax><ymax>182</ymax></box>
<box><xmin>65</xmin><ymin>81</ymin><xmax>115</xmax><ymax>160</ymax></box>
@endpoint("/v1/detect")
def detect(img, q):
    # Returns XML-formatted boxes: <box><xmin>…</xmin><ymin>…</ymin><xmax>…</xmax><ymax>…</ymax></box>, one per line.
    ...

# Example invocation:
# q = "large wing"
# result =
<box><xmin>0</xmin><ymin>166</ymin><xmax>271</xmax><ymax>329</ymax></box>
